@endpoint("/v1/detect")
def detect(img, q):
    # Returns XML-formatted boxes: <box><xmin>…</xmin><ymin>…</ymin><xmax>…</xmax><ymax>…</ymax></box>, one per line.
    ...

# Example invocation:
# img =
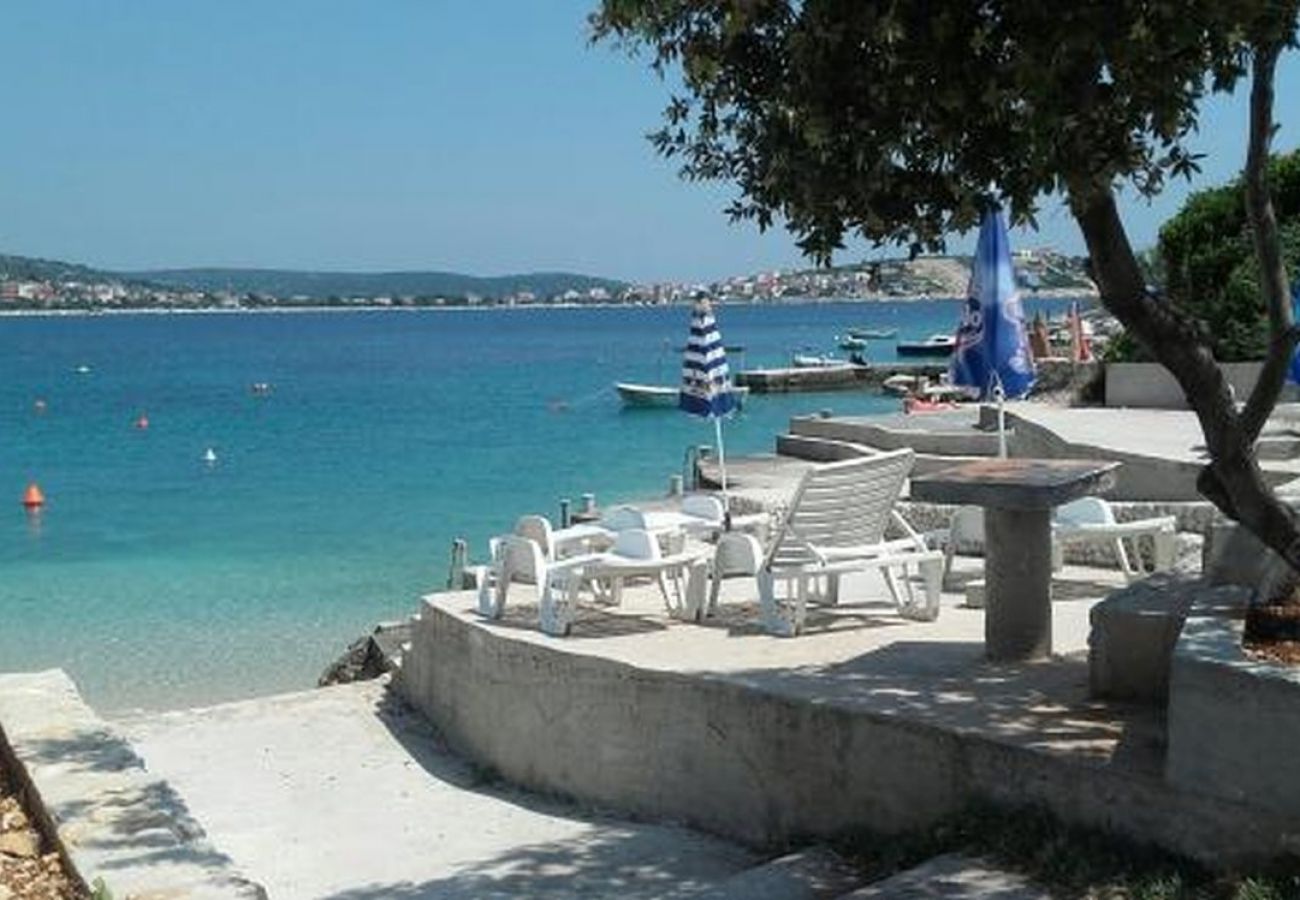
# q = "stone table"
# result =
<box><xmin>911</xmin><ymin>458</ymin><xmax>1120</xmax><ymax>660</ymax></box>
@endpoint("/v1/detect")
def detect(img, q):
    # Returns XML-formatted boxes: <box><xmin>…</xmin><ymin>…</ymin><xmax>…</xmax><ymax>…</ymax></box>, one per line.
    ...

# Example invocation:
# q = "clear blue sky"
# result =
<box><xmin>1</xmin><ymin>1</ymin><xmax>1297</xmax><ymax>283</ymax></box>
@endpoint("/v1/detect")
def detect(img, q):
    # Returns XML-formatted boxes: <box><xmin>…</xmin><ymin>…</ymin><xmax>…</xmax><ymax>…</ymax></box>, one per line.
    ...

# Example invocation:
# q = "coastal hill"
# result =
<box><xmin>126</xmin><ymin>267</ymin><xmax>627</xmax><ymax>301</ymax></box>
<box><xmin>0</xmin><ymin>252</ymin><xmax>625</xmax><ymax>302</ymax></box>
<box><xmin>1</xmin><ymin>249</ymin><xmax>1094</xmax><ymax>310</ymax></box>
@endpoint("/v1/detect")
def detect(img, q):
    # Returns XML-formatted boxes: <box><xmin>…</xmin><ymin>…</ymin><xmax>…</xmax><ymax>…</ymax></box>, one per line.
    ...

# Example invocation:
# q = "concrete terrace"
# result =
<box><xmin>415</xmin><ymin>562</ymin><xmax>1152</xmax><ymax>770</ymax></box>
<box><xmin>402</xmin><ymin>557</ymin><xmax>1299</xmax><ymax>865</ymax></box>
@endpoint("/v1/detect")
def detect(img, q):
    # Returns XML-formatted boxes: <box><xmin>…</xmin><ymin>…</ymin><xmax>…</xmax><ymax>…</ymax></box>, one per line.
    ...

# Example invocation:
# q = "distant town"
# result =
<box><xmin>0</xmin><ymin>247</ymin><xmax>1096</xmax><ymax>313</ymax></box>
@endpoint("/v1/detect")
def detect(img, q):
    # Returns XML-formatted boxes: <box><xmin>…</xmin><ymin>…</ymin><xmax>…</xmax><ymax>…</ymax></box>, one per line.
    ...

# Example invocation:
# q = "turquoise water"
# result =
<box><xmin>0</xmin><ymin>299</ymin><xmax>1083</xmax><ymax>711</ymax></box>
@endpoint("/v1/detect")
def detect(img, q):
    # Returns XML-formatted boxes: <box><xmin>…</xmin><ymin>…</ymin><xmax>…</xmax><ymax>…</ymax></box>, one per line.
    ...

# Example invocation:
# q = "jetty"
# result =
<box><xmin>734</xmin><ymin>361</ymin><xmax>945</xmax><ymax>393</ymax></box>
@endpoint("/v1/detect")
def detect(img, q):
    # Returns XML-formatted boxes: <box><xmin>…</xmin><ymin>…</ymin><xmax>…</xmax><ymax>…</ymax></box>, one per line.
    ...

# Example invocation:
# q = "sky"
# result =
<box><xmin>2</xmin><ymin>1</ymin><xmax>1298</xmax><ymax>284</ymax></box>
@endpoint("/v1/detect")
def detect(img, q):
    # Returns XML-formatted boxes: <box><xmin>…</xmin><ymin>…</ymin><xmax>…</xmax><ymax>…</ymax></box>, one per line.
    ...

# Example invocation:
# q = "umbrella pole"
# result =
<box><xmin>714</xmin><ymin>415</ymin><xmax>731</xmax><ymax>527</ymax></box>
<box><xmin>994</xmin><ymin>373</ymin><xmax>1008</xmax><ymax>459</ymax></box>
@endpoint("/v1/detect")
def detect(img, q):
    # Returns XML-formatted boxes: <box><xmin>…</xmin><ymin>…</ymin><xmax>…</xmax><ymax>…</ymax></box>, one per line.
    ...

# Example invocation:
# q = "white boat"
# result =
<box><xmin>896</xmin><ymin>334</ymin><xmax>957</xmax><ymax>356</ymax></box>
<box><xmin>616</xmin><ymin>383</ymin><xmax>679</xmax><ymax>407</ymax></box>
<box><xmin>791</xmin><ymin>354</ymin><xmax>849</xmax><ymax>368</ymax></box>
<box><xmin>616</xmin><ymin>382</ymin><xmax>748</xmax><ymax>409</ymax></box>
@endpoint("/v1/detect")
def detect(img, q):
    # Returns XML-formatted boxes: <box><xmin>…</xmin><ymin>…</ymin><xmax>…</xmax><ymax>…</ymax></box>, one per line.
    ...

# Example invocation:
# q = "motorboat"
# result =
<box><xmin>846</xmin><ymin>327</ymin><xmax>898</xmax><ymax>339</ymax></box>
<box><xmin>896</xmin><ymin>334</ymin><xmax>957</xmax><ymax>356</ymax></box>
<box><xmin>837</xmin><ymin>335</ymin><xmax>869</xmax><ymax>351</ymax></box>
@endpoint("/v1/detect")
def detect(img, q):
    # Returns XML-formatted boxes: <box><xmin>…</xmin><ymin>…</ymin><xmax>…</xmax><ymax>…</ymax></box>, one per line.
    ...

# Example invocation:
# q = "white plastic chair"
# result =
<box><xmin>539</xmin><ymin>528</ymin><xmax>708</xmax><ymax>635</ymax></box>
<box><xmin>477</xmin><ymin>534</ymin><xmax>600</xmax><ymax>621</ymax></box>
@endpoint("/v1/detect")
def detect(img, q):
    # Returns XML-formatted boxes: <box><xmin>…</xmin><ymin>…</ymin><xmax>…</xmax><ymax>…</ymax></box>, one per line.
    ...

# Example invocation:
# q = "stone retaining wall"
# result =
<box><xmin>1166</xmin><ymin>592</ymin><xmax>1300</xmax><ymax>821</ymax></box>
<box><xmin>398</xmin><ymin>598</ymin><xmax>1300</xmax><ymax>865</ymax></box>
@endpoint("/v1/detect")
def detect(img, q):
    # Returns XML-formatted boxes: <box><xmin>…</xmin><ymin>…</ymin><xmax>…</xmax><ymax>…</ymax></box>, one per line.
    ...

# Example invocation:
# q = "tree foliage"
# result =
<box><xmin>1158</xmin><ymin>149</ymin><xmax>1300</xmax><ymax>361</ymax></box>
<box><xmin>595</xmin><ymin>0</ymin><xmax>1300</xmax><ymax>578</ymax></box>
<box><xmin>593</xmin><ymin>0</ymin><xmax>1294</xmax><ymax>262</ymax></box>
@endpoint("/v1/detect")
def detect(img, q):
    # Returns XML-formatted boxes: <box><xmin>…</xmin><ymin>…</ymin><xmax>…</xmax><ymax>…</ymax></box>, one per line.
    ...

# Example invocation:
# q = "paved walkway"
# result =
<box><xmin>118</xmin><ymin>681</ymin><xmax>756</xmax><ymax>899</ymax></box>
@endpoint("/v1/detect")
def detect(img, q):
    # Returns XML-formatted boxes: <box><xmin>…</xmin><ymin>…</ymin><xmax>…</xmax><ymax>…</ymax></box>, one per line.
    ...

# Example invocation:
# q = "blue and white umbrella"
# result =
<box><xmin>680</xmin><ymin>298</ymin><xmax>739</xmax><ymax>512</ymax></box>
<box><xmin>951</xmin><ymin>207</ymin><xmax>1036</xmax><ymax>455</ymax></box>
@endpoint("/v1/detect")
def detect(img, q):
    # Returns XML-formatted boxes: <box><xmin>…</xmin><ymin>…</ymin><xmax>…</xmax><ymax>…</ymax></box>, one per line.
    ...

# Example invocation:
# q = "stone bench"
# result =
<box><xmin>1088</xmin><ymin>575</ymin><xmax>1248</xmax><ymax>704</ymax></box>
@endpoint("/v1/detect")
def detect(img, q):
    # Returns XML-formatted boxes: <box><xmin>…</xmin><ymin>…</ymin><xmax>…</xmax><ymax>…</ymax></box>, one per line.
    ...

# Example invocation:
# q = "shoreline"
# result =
<box><xmin>0</xmin><ymin>288</ymin><xmax>1098</xmax><ymax>319</ymax></box>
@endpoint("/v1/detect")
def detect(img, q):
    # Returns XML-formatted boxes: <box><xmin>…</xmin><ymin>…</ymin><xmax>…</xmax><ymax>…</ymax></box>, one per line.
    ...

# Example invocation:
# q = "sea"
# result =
<box><xmin>0</xmin><ymin>297</ymin><xmax>1086</xmax><ymax>712</ymax></box>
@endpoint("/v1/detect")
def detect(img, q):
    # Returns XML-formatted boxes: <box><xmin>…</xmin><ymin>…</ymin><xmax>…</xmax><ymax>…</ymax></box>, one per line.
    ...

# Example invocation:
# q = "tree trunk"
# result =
<box><xmin>1240</xmin><ymin>40</ymin><xmax>1298</xmax><ymax>442</ymax></box>
<box><xmin>1067</xmin><ymin>183</ymin><xmax>1300</xmax><ymax>579</ymax></box>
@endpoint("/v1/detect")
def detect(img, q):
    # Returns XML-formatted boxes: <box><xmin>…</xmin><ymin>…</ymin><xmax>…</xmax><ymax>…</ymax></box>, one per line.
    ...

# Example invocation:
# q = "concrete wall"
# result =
<box><xmin>399</xmin><ymin>598</ymin><xmax>1300</xmax><ymax>864</ymax></box>
<box><xmin>1105</xmin><ymin>362</ymin><xmax>1266</xmax><ymax>409</ymax></box>
<box><xmin>1166</xmin><ymin>599</ymin><xmax>1300</xmax><ymax>820</ymax></box>
<box><xmin>1006</xmin><ymin>411</ymin><xmax>1203</xmax><ymax>502</ymax></box>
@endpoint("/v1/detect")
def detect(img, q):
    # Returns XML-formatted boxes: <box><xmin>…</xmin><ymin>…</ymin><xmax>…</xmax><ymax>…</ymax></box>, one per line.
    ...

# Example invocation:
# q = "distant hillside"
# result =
<box><xmin>0</xmin><ymin>253</ymin><xmax>151</xmax><ymax>287</ymax></box>
<box><xmin>127</xmin><ymin>267</ymin><xmax>627</xmax><ymax>299</ymax></box>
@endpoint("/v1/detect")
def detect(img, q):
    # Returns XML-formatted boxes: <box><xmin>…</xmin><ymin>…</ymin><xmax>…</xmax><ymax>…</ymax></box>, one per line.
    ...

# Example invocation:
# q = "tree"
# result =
<box><xmin>593</xmin><ymin>0</ymin><xmax>1300</xmax><ymax>574</ymax></box>
<box><xmin>1159</xmin><ymin>149</ymin><xmax>1300</xmax><ymax>362</ymax></box>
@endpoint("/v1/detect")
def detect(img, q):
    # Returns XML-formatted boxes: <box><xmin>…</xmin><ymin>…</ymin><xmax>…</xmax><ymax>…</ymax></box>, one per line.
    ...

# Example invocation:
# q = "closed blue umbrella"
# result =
<box><xmin>681</xmin><ymin>298</ymin><xmax>739</xmax><ymax>513</ymax></box>
<box><xmin>951</xmin><ymin>207</ymin><xmax>1036</xmax><ymax>455</ymax></box>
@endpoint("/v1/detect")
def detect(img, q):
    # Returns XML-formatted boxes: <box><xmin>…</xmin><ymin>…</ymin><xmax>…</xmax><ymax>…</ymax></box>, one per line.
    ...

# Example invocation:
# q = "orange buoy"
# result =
<box><xmin>22</xmin><ymin>483</ymin><xmax>45</xmax><ymax>510</ymax></box>
<box><xmin>135</xmin><ymin>414</ymin><xmax>150</xmax><ymax>430</ymax></box>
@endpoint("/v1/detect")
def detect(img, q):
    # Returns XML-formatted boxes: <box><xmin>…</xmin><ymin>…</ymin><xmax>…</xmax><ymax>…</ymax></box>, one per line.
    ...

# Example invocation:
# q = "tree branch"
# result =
<box><xmin>1069</xmin><ymin>182</ymin><xmax>1300</xmax><ymax>574</ymax></box>
<box><xmin>1239</xmin><ymin>39</ymin><xmax>1295</xmax><ymax>442</ymax></box>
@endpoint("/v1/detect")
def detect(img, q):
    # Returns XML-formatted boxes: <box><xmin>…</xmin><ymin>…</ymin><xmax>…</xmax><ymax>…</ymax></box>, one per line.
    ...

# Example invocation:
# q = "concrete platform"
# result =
<box><xmin>0</xmin><ymin>670</ymin><xmax>264</xmax><ymax>899</ymax></box>
<box><xmin>398</xmin><ymin>563</ymin><xmax>1300</xmax><ymax>866</ymax></box>
<box><xmin>118</xmin><ymin>680</ymin><xmax>758</xmax><ymax>899</ymax></box>
<box><xmin>1005</xmin><ymin>404</ymin><xmax>1300</xmax><ymax>500</ymax></box>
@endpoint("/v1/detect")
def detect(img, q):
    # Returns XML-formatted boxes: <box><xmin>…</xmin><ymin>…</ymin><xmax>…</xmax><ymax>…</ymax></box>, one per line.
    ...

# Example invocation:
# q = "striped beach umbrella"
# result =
<box><xmin>680</xmin><ymin>298</ymin><xmax>739</xmax><ymax>512</ymax></box>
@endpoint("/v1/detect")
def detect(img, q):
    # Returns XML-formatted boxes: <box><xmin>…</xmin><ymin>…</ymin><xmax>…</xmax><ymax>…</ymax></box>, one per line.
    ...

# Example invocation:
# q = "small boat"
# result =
<box><xmin>896</xmin><ymin>334</ymin><xmax>957</xmax><ymax>356</ymax></box>
<box><xmin>616</xmin><ymin>382</ymin><xmax>748</xmax><ymax>409</ymax></box>
<box><xmin>847</xmin><ymin>327</ymin><xmax>898</xmax><ymax>340</ymax></box>
<box><xmin>616</xmin><ymin>383</ymin><xmax>679</xmax><ymax>408</ymax></box>
<box><xmin>837</xmin><ymin>335</ymin><xmax>869</xmax><ymax>351</ymax></box>
<box><xmin>791</xmin><ymin>354</ymin><xmax>848</xmax><ymax>369</ymax></box>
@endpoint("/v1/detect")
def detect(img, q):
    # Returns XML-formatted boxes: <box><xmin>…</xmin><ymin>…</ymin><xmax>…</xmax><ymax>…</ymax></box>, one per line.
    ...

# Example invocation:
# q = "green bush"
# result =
<box><xmin>1130</xmin><ymin>150</ymin><xmax>1300</xmax><ymax>363</ymax></box>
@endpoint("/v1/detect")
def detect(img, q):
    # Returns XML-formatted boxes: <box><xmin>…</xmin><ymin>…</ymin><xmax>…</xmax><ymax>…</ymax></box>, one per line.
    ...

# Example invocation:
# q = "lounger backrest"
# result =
<box><xmin>767</xmin><ymin>449</ymin><xmax>915</xmax><ymax>567</ymax></box>
<box><xmin>1054</xmin><ymin>497</ymin><xmax>1115</xmax><ymax>528</ymax></box>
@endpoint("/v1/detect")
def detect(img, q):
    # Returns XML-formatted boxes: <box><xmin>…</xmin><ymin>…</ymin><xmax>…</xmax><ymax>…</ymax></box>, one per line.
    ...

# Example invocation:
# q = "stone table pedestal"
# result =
<box><xmin>911</xmin><ymin>458</ymin><xmax>1120</xmax><ymax>661</ymax></box>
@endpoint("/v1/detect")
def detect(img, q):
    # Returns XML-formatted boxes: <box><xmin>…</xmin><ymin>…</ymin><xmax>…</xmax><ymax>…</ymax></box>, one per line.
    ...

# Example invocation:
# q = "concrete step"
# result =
<box><xmin>1256</xmin><ymin>434</ymin><xmax>1300</xmax><ymax>461</ymax></box>
<box><xmin>0</xmin><ymin>670</ymin><xmax>266</xmax><ymax>899</ymax></box>
<box><xmin>775</xmin><ymin>433</ymin><xmax>985</xmax><ymax>479</ymax></box>
<box><xmin>776</xmin><ymin>433</ymin><xmax>878</xmax><ymax>462</ymax></box>
<box><xmin>839</xmin><ymin>853</ymin><xmax>1051</xmax><ymax>898</ymax></box>
<box><xmin>789</xmin><ymin>414</ymin><xmax>1002</xmax><ymax>457</ymax></box>
<box><xmin>687</xmin><ymin>846</ymin><xmax>866</xmax><ymax>899</ymax></box>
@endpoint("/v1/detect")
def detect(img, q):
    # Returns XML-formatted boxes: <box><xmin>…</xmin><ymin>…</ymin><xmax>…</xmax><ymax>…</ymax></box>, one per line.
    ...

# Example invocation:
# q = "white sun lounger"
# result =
<box><xmin>1051</xmin><ymin>497</ymin><xmax>1177</xmax><ymax>582</ymax></box>
<box><xmin>937</xmin><ymin>498</ymin><xmax>1177</xmax><ymax>585</ymax></box>
<box><xmin>754</xmin><ymin>449</ymin><xmax>944</xmax><ymax>636</ymax></box>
